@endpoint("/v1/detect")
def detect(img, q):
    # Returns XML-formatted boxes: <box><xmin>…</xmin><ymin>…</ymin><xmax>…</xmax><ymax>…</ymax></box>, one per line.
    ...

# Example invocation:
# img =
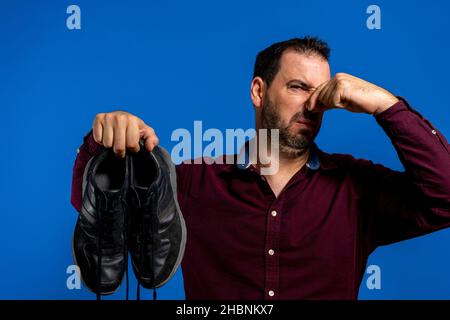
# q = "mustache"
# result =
<box><xmin>289</xmin><ymin>109</ymin><xmax>319</xmax><ymax>125</ymax></box>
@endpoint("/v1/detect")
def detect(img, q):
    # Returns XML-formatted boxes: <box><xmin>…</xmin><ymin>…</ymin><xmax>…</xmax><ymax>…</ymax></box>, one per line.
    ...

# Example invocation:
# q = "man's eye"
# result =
<box><xmin>290</xmin><ymin>85</ymin><xmax>304</xmax><ymax>90</ymax></box>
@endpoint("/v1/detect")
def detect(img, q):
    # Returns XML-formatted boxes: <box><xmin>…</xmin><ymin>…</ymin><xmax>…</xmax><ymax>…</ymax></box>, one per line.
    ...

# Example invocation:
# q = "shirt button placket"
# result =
<box><xmin>265</xmin><ymin>207</ymin><xmax>280</xmax><ymax>300</ymax></box>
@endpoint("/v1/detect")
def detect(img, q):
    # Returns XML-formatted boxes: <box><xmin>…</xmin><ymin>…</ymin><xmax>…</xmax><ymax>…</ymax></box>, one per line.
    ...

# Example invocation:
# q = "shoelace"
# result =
<box><xmin>136</xmin><ymin>190</ymin><xmax>158</xmax><ymax>301</ymax></box>
<box><xmin>96</xmin><ymin>193</ymin><xmax>129</xmax><ymax>300</ymax></box>
<box><xmin>124</xmin><ymin>205</ymin><xmax>129</xmax><ymax>301</ymax></box>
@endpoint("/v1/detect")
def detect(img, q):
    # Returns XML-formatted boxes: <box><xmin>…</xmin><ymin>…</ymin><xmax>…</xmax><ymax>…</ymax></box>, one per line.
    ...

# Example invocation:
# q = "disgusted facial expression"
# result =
<box><xmin>256</xmin><ymin>49</ymin><xmax>331</xmax><ymax>157</ymax></box>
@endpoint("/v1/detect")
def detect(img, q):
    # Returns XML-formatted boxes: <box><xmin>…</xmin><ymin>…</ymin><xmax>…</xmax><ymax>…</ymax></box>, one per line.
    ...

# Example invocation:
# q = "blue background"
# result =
<box><xmin>0</xmin><ymin>0</ymin><xmax>449</xmax><ymax>299</ymax></box>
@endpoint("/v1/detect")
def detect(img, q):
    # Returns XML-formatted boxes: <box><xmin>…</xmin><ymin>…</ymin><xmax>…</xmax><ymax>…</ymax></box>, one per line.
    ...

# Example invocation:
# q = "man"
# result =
<box><xmin>71</xmin><ymin>37</ymin><xmax>450</xmax><ymax>299</ymax></box>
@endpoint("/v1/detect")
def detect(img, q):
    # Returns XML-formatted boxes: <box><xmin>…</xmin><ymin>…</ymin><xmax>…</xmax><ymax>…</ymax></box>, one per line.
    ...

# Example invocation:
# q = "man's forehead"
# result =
<box><xmin>278</xmin><ymin>49</ymin><xmax>331</xmax><ymax>87</ymax></box>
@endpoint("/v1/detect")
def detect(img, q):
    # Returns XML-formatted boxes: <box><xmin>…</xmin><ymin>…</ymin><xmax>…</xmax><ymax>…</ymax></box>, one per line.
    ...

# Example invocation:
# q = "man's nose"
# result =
<box><xmin>301</xmin><ymin>100</ymin><xmax>313</xmax><ymax>117</ymax></box>
<box><xmin>303</xmin><ymin>104</ymin><xmax>320</xmax><ymax>120</ymax></box>
<box><xmin>303</xmin><ymin>92</ymin><xmax>314</xmax><ymax>110</ymax></box>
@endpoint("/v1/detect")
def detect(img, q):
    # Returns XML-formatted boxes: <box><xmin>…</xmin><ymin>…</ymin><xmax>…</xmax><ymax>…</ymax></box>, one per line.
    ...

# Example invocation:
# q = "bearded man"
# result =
<box><xmin>71</xmin><ymin>37</ymin><xmax>450</xmax><ymax>300</ymax></box>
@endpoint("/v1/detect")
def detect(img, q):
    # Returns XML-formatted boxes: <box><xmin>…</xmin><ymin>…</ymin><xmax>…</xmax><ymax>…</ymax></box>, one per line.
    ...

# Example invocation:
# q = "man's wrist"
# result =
<box><xmin>372</xmin><ymin>95</ymin><xmax>399</xmax><ymax>115</ymax></box>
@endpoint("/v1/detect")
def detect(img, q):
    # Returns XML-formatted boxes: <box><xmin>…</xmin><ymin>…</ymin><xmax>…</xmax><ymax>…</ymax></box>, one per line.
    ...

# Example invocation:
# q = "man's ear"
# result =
<box><xmin>250</xmin><ymin>77</ymin><xmax>265</xmax><ymax>109</ymax></box>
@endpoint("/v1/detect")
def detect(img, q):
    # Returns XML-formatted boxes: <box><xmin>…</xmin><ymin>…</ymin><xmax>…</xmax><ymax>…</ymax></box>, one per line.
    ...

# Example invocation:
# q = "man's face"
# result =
<box><xmin>261</xmin><ymin>50</ymin><xmax>331</xmax><ymax>156</ymax></box>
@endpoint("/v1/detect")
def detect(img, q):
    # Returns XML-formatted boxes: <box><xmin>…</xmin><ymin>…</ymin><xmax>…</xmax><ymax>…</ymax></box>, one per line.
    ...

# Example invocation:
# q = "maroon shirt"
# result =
<box><xmin>71</xmin><ymin>98</ymin><xmax>450</xmax><ymax>300</ymax></box>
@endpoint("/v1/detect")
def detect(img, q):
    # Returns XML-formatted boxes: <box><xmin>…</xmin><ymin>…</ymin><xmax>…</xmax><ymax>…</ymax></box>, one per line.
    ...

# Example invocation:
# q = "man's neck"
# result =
<box><xmin>254</xmin><ymin>146</ymin><xmax>310</xmax><ymax>198</ymax></box>
<box><xmin>254</xmin><ymin>143</ymin><xmax>310</xmax><ymax>176</ymax></box>
<box><xmin>278</xmin><ymin>148</ymin><xmax>310</xmax><ymax>173</ymax></box>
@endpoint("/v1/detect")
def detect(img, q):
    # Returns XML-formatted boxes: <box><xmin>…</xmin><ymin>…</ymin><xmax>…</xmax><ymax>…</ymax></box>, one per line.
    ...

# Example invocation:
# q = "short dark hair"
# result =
<box><xmin>253</xmin><ymin>36</ymin><xmax>330</xmax><ymax>87</ymax></box>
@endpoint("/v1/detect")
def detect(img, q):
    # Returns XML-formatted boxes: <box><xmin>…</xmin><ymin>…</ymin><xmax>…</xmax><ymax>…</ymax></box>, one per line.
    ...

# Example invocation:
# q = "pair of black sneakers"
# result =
<box><xmin>72</xmin><ymin>142</ymin><xmax>186</xmax><ymax>300</ymax></box>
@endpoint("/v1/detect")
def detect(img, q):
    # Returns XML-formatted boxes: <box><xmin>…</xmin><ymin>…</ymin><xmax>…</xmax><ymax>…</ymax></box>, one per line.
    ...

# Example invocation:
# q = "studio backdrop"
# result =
<box><xmin>0</xmin><ymin>0</ymin><xmax>449</xmax><ymax>299</ymax></box>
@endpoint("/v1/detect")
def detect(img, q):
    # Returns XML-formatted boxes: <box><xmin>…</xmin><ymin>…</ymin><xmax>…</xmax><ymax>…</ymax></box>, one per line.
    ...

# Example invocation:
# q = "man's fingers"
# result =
<box><xmin>140</xmin><ymin>126</ymin><xmax>159</xmax><ymax>152</ymax></box>
<box><xmin>112</xmin><ymin>116</ymin><xmax>127</xmax><ymax>158</ymax></box>
<box><xmin>317</xmin><ymin>79</ymin><xmax>338</xmax><ymax>112</ymax></box>
<box><xmin>102</xmin><ymin>115</ymin><xmax>114</xmax><ymax>148</ymax></box>
<box><xmin>92</xmin><ymin>114</ymin><xmax>104</xmax><ymax>145</ymax></box>
<box><xmin>92</xmin><ymin>111</ymin><xmax>156</xmax><ymax>156</ymax></box>
<box><xmin>126</xmin><ymin>121</ymin><xmax>141</xmax><ymax>153</ymax></box>
<box><xmin>306</xmin><ymin>81</ymin><xmax>328</xmax><ymax>112</ymax></box>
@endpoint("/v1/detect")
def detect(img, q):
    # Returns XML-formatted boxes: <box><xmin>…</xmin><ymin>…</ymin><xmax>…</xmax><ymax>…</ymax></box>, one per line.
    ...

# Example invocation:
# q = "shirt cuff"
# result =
<box><xmin>373</xmin><ymin>96</ymin><xmax>420</xmax><ymax>138</ymax></box>
<box><xmin>81</xmin><ymin>130</ymin><xmax>104</xmax><ymax>156</ymax></box>
<box><xmin>374</xmin><ymin>96</ymin><xmax>449</xmax><ymax>155</ymax></box>
<box><xmin>374</xmin><ymin>97</ymin><xmax>410</xmax><ymax>120</ymax></box>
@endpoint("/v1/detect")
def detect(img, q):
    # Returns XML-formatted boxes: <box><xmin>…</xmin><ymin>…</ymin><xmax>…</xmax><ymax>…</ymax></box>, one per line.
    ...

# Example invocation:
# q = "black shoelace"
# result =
<box><xmin>96</xmin><ymin>193</ymin><xmax>129</xmax><ymax>300</ymax></box>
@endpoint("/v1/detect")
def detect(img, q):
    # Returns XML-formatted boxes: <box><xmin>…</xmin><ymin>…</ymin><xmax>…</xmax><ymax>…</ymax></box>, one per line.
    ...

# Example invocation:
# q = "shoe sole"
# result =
<box><xmin>154</xmin><ymin>147</ymin><xmax>187</xmax><ymax>288</ymax></box>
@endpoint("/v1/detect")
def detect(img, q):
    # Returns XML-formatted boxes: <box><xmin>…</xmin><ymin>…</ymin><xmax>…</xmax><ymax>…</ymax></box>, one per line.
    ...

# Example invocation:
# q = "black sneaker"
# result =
<box><xmin>127</xmin><ymin>144</ymin><xmax>186</xmax><ymax>297</ymax></box>
<box><xmin>72</xmin><ymin>149</ymin><xmax>129</xmax><ymax>299</ymax></box>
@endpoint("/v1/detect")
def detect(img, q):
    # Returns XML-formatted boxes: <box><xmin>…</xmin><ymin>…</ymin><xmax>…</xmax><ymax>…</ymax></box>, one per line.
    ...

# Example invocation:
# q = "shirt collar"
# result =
<box><xmin>224</xmin><ymin>139</ymin><xmax>338</xmax><ymax>173</ymax></box>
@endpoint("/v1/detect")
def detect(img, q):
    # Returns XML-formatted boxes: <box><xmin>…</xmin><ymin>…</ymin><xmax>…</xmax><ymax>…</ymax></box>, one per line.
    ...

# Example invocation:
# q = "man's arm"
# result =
<box><xmin>306</xmin><ymin>73</ymin><xmax>450</xmax><ymax>249</ymax></box>
<box><xmin>70</xmin><ymin>131</ymin><xmax>103</xmax><ymax>212</ymax></box>
<box><xmin>364</xmin><ymin>98</ymin><xmax>450</xmax><ymax>248</ymax></box>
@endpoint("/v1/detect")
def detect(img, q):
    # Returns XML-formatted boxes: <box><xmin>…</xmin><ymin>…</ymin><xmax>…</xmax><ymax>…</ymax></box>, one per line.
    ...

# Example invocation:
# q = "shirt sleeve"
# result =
<box><xmin>363</xmin><ymin>98</ymin><xmax>450</xmax><ymax>249</ymax></box>
<box><xmin>70</xmin><ymin>130</ymin><xmax>104</xmax><ymax>213</ymax></box>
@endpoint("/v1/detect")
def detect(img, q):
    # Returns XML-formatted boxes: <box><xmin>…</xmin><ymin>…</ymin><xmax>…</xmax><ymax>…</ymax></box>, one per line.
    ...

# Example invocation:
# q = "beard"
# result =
<box><xmin>261</xmin><ymin>96</ymin><xmax>320</xmax><ymax>158</ymax></box>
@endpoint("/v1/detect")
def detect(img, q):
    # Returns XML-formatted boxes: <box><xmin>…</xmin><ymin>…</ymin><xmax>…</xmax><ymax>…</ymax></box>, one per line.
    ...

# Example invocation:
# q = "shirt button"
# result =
<box><xmin>432</xmin><ymin>129</ymin><xmax>437</xmax><ymax>135</ymax></box>
<box><xmin>268</xmin><ymin>290</ymin><xmax>275</xmax><ymax>297</ymax></box>
<box><xmin>268</xmin><ymin>249</ymin><xmax>275</xmax><ymax>256</ymax></box>
<box><xmin>271</xmin><ymin>210</ymin><xmax>277</xmax><ymax>217</ymax></box>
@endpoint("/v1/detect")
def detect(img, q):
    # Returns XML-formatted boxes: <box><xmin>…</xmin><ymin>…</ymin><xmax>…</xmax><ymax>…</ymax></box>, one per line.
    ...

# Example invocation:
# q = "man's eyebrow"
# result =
<box><xmin>286</xmin><ymin>79</ymin><xmax>315</xmax><ymax>90</ymax></box>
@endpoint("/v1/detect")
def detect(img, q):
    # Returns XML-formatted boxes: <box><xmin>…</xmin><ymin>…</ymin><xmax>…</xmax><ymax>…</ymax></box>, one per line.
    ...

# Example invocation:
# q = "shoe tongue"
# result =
<box><xmin>99</xmin><ymin>191</ymin><xmax>123</xmax><ymax>212</ymax></box>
